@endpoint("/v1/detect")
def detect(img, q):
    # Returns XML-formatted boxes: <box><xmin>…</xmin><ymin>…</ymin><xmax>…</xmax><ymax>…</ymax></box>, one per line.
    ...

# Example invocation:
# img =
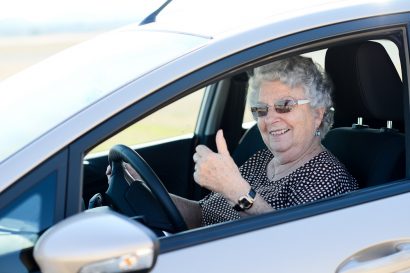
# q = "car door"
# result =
<box><xmin>41</xmin><ymin>9</ymin><xmax>410</xmax><ymax>273</ymax></box>
<box><xmin>154</xmin><ymin>187</ymin><xmax>410</xmax><ymax>272</ymax></box>
<box><xmin>145</xmin><ymin>14</ymin><xmax>410</xmax><ymax>273</ymax></box>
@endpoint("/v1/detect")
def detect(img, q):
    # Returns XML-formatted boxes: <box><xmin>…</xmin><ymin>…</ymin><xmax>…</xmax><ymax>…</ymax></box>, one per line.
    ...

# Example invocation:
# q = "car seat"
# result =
<box><xmin>322</xmin><ymin>41</ymin><xmax>405</xmax><ymax>188</ymax></box>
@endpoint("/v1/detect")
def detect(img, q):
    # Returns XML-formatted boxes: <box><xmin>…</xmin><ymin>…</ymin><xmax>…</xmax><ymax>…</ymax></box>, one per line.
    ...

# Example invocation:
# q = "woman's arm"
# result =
<box><xmin>171</xmin><ymin>194</ymin><xmax>203</xmax><ymax>229</ymax></box>
<box><xmin>193</xmin><ymin>130</ymin><xmax>274</xmax><ymax>218</ymax></box>
<box><xmin>239</xmin><ymin>192</ymin><xmax>274</xmax><ymax>216</ymax></box>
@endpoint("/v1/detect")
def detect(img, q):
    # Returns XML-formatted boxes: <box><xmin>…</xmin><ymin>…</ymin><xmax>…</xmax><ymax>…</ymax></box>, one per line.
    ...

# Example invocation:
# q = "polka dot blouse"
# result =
<box><xmin>199</xmin><ymin>149</ymin><xmax>358</xmax><ymax>226</ymax></box>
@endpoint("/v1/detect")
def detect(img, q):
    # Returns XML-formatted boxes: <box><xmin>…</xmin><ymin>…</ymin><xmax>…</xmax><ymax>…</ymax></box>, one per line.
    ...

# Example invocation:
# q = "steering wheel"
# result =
<box><xmin>107</xmin><ymin>144</ymin><xmax>187</xmax><ymax>233</ymax></box>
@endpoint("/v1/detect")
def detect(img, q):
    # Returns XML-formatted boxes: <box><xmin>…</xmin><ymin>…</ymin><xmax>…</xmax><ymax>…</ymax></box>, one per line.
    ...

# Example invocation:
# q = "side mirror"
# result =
<box><xmin>34</xmin><ymin>207</ymin><xmax>158</xmax><ymax>273</ymax></box>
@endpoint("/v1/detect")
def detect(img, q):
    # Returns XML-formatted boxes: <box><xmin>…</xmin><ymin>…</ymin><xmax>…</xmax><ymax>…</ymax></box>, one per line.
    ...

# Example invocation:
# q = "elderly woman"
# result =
<box><xmin>171</xmin><ymin>55</ymin><xmax>358</xmax><ymax>228</ymax></box>
<box><xmin>109</xmin><ymin>56</ymin><xmax>358</xmax><ymax>229</ymax></box>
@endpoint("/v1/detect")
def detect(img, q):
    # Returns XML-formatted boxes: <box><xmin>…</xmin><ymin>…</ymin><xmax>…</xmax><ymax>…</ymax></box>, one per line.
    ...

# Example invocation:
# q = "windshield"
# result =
<box><xmin>0</xmin><ymin>29</ymin><xmax>208</xmax><ymax>162</ymax></box>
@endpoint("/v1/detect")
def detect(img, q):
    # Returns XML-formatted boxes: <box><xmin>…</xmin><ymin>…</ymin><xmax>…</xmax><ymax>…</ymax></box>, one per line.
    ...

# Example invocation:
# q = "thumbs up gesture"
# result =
<box><xmin>193</xmin><ymin>130</ymin><xmax>249</xmax><ymax>202</ymax></box>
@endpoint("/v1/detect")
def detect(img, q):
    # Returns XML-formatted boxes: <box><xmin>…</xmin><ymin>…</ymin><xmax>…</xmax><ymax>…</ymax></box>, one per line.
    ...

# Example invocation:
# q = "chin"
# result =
<box><xmin>268</xmin><ymin>143</ymin><xmax>292</xmax><ymax>155</ymax></box>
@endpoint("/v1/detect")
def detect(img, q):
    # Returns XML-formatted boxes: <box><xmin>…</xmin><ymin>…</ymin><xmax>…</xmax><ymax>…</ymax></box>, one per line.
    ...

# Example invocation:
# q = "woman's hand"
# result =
<box><xmin>193</xmin><ymin>130</ymin><xmax>250</xmax><ymax>204</ymax></box>
<box><xmin>106</xmin><ymin>162</ymin><xmax>142</xmax><ymax>182</ymax></box>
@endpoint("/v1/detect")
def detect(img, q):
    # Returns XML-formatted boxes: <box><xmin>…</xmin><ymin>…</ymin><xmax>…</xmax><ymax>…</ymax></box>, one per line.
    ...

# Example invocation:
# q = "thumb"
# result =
<box><xmin>216</xmin><ymin>129</ymin><xmax>230</xmax><ymax>156</ymax></box>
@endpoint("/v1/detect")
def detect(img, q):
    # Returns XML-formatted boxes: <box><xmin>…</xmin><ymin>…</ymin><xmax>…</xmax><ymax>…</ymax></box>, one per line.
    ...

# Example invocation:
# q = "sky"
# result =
<box><xmin>0</xmin><ymin>0</ymin><xmax>165</xmax><ymax>36</ymax></box>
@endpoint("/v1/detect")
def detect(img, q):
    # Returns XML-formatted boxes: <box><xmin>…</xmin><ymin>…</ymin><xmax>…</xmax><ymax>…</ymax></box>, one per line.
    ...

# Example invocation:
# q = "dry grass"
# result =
<box><xmin>89</xmin><ymin>90</ymin><xmax>205</xmax><ymax>154</ymax></box>
<box><xmin>0</xmin><ymin>33</ymin><xmax>99</xmax><ymax>80</ymax></box>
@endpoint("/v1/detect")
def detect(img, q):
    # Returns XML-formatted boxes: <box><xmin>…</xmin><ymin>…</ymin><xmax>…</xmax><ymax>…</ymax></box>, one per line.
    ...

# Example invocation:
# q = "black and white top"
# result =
<box><xmin>199</xmin><ymin>149</ymin><xmax>358</xmax><ymax>226</ymax></box>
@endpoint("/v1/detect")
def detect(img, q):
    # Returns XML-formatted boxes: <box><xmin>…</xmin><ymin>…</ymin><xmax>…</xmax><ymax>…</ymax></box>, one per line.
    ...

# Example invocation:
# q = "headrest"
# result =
<box><xmin>325</xmin><ymin>41</ymin><xmax>403</xmax><ymax>127</ymax></box>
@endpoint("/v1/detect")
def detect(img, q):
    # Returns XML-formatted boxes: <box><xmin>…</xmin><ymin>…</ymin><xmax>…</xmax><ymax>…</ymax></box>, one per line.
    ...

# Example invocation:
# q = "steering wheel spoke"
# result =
<box><xmin>106</xmin><ymin>144</ymin><xmax>188</xmax><ymax>233</ymax></box>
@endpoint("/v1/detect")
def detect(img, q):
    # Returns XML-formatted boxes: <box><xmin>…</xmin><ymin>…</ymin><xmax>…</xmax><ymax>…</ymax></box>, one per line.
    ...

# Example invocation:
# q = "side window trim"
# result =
<box><xmin>404</xmin><ymin>22</ymin><xmax>410</xmax><ymax>178</ymax></box>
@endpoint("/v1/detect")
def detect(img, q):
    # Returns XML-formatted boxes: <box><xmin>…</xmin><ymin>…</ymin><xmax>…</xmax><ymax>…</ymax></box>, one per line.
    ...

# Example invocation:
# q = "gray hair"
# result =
<box><xmin>248</xmin><ymin>55</ymin><xmax>334</xmax><ymax>137</ymax></box>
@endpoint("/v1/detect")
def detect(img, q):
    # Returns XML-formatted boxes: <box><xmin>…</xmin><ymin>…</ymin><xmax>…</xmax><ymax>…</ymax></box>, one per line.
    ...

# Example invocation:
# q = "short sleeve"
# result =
<box><xmin>199</xmin><ymin>192</ymin><xmax>240</xmax><ymax>226</ymax></box>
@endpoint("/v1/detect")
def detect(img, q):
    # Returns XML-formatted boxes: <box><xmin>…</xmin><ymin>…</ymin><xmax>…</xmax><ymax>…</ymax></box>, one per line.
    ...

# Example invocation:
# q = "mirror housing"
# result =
<box><xmin>34</xmin><ymin>207</ymin><xmax>158</xmax><ymax>273</ymax></box>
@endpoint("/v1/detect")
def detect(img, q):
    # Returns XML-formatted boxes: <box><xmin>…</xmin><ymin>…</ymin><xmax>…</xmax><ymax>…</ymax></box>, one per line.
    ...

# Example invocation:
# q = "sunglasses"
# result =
<box><xmin>251</xmin><ymin>99</ymin><xmax>310</xmax><ymax>119</ymax></box>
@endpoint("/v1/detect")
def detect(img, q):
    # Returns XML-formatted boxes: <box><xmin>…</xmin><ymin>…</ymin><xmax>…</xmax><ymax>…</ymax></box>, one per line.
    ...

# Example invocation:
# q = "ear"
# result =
<box><xmin>313</xmin><ymin>107</ymin><xmax>325</xmax><ymax>129</ymax></box>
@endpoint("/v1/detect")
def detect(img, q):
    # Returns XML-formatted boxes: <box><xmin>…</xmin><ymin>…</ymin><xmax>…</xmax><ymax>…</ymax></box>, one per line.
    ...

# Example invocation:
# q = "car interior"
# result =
<box><xmin>82</xmin><ymin>36</ymin><xmax>407</xmax><ymax>235</ymax></box>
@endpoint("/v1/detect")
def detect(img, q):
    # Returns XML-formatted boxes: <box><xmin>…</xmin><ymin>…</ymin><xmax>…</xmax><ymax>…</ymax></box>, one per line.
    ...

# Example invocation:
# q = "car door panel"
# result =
<box><xmin>153</xmin><ymin>189</ymin><xmax>410</xmax><ymax>272</ymax></box>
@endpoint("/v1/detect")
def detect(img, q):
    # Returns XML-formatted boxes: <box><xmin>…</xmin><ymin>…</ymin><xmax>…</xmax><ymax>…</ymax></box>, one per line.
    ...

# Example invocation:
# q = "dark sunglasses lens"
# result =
<box><xmin>274</xmin><ymin>100</ymin><xmax>295</xmax><ymax>113</ymax></box>
<box><xmin>251</xmin><ymin>106</ymin><xmax>268</xmax><ymax>118</ymax></box>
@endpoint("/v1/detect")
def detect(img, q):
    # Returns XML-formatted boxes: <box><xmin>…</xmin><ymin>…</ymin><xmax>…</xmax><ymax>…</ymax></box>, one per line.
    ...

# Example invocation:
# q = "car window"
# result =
<box><xmin>89</xmin><ymin>88</ymin><xmax>205</xmax><ymax>154</ymax></box>
<box><xmin>0</xmin><ymin>172</ymin><xmax>57</xmax><ymax>273</ymax></box>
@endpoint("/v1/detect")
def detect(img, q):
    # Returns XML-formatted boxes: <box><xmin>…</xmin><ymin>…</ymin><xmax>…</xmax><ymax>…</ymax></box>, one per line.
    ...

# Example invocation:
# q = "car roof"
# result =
<box><xmin>0</xmin><ymin>0</ymin><xmax>409</xmax><ymax>192</ymax></box>
<box><xmin>153</xmin><ymin>0</ymin><xmax>400</xmax><ymax>37</ymax></box>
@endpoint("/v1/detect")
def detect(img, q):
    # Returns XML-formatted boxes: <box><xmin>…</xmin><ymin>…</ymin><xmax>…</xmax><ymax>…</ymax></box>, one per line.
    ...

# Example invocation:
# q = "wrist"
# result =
<box><xmin>233</xmin><ymin>187</ymin><xmax>257</xmax><ymax>211</ymax></box>
<box><xmin>222</xmin><ymin>177</ymin><xmax>249</xmax><ymax>202</ymax></box>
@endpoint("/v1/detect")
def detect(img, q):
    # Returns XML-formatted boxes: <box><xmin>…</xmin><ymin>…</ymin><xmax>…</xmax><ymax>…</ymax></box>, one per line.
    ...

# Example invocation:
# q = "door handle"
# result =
<box><xmin>336</xmin><ymin>241</ymin><xmax>410</xmax><ymax>273</ymax></box>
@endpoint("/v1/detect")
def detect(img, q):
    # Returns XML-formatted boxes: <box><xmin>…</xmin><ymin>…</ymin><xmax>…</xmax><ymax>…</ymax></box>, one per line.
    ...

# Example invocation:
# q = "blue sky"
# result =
<box><xmin>0</xmin><ymin>0</ymin><xmax>165</xmax><ymax>36</ymax></box>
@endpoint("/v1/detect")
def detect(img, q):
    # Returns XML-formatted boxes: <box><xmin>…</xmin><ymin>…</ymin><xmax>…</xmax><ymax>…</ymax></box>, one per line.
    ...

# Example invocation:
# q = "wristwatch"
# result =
<box><xmin>233</xmin><ymin>188</ymin><xmax>257</xmax><ymax>211</ymax></box>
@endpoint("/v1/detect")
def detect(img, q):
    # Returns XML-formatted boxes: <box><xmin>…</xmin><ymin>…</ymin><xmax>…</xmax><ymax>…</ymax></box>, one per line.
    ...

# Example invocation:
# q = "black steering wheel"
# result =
<box><xmin>106</xmin><ymin>144</ymin><xmax>187</xmax><ymax>233</ymax></box>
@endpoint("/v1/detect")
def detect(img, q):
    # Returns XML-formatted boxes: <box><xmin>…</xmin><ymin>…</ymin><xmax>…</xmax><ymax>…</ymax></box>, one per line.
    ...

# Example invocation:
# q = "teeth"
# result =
<box><xmin>270</xmin><ymin>129</ymin><xmax>289</xmax><ymax>136</ymax></box>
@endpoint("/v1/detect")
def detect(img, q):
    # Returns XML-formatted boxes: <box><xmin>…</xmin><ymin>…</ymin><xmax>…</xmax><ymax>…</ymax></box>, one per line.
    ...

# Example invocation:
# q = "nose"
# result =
<box><xmin>262</xmin><ymin>105</ymin><xmax>281</xmax><ymax>123</ymax></box>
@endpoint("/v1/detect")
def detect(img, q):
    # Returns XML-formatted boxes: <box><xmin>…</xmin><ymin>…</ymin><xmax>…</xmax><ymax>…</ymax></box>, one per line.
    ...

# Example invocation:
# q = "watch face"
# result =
<box><xmin>239</xmin><ymin>197</ymin><xmax>252</xmax><ymax>209</ymax></box>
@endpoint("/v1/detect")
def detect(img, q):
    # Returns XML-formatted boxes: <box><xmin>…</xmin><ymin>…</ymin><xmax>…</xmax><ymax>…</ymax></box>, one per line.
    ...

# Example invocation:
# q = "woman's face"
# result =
<box><xmin>257</xmin><ymin>80</ymin><xmax>324</xmax><ymax>162</ymax></box>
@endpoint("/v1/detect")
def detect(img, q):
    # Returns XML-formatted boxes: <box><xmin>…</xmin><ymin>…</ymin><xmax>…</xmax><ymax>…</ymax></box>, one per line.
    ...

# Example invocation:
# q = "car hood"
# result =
<box><xmin>0</xmin><ymin>28</ymin><xmax>209</xmax><ymax>163</ymax></box>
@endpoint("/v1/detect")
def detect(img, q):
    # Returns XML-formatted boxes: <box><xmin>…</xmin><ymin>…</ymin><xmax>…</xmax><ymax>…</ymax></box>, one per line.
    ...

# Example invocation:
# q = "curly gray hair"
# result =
<box><xmin>248</xmin><ymin>55</ymin><xmax>334</xmax><ymax>137</ymax></box>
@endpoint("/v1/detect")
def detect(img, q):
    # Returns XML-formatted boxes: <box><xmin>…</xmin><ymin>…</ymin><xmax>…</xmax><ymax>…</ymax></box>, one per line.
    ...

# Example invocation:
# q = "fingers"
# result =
<box><xmin>194</xmin><ymin>130</ymin><xmax>229</xmax><ymax>157</ymax></box>
<box><xmin>215</xmin><ymin>129</ymin><xmax>229</xmax><ymax>156</ymax></box>
<box><xmin>123</xmin><ymin>163</ymin><xmax>142</xmax><ymax>181</ymax></box>
<box><xmin>195</xmin><ymin>144</ymin><xmax>211</xmax><ymax>155</ymax></box>
<box><xmin>192</xmin><ymin>152</ymin><xmax>200</xmax><ymax>163</ymax></box>
<box><xmin>192</xmin><ymin>129</ymin><xmax>229</xmax><ymax>187</ymax></box>
<box><xmin>193</xmin><ymin>169</ymin><xmax>200</xmax><ymax>185</ymax></box>
<box><xmin>193</xmin><ymin>144</ymin><xmax>211</xmax><ymax>164</ymax></box>
<box><xmin>193</xmin><ymin>129</ymin><xmax>229</xmax><ymax>166</ymax></box>
<box><xmin>106</xmin><ymin>165</ymin><xmax>112</xmax><ymax>176</ymax></box>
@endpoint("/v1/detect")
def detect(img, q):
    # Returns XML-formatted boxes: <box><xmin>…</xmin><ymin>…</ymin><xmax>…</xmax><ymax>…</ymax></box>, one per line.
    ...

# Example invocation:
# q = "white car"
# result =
<box><xmin>1</xmin><ymin>0</ymin><xmax>410</xmax><ymax>272</ymax></box>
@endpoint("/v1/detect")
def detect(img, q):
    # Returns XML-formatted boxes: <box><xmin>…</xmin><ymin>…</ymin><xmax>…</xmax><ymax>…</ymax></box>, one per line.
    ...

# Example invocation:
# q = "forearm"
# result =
<box><xmin>221</xmin><ymin>179</ymin><xmax>274</xmax><ymax>217</ymax></box>
<box><xmin>239</xmin><ymin>193</ymin><xmax>274</xmax><ymax>217</ymax></box>
<box><xmin>171</xmin><ymin>194</ymin><xmax>203</xmax><ymax>229</ymax></box>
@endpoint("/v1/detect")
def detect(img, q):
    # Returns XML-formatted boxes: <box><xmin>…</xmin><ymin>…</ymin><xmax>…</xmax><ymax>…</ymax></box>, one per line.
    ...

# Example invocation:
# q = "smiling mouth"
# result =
<box><xmin>269</xmin><ymin>129</ymin><xmax>290</xmax><ymax>136</ymax></box>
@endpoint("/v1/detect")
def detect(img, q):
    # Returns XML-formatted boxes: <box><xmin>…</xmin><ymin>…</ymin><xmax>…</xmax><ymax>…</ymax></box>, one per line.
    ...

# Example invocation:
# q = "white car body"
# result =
<box><xmin>1</xmin><ymin>0</ymin><xmax>410</xmax><ymax>272</ymax></box>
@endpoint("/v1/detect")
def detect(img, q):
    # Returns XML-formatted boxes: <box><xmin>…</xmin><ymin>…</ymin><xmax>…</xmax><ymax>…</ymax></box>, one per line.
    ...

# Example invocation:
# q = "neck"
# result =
<box><xmin>267</xmin><ymin>141</ymin><xmax>324</xmax><ymax>181</ymax></box>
